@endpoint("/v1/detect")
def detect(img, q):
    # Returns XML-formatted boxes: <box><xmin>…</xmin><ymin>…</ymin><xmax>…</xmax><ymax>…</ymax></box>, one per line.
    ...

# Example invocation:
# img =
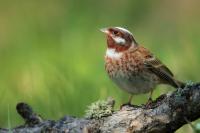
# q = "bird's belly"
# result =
<box><xmin>111</xmin><ymin>74</ymin><xmax>157</xmax><ymax>94</ymax></box>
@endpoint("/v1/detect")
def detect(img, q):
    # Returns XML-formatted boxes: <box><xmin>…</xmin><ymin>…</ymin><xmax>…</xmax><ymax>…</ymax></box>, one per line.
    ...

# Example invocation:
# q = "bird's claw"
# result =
<box><xmin>120</xmin><ymin>103</ymin><xmax>140</xmax><ymax>110</ymax></box>
<box><xmin>143</xmin><ymin>98</ymin><xmax>153</xmax><ymax>108</ymax></box>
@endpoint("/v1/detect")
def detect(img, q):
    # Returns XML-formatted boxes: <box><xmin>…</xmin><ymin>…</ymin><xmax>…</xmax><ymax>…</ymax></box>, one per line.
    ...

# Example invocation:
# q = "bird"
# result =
<box><xmin>100</xmin><ymin>27</ymin><xmax>185</xmax><ymax>105</ymax></box>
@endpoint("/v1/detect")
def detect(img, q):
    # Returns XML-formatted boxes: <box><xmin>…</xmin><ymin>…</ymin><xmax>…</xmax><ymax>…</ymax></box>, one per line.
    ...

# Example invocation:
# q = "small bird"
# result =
<box><xmin>101</xmin><ymin>27</ymin><xmax>185</xmax><ymax>105</ymax></box>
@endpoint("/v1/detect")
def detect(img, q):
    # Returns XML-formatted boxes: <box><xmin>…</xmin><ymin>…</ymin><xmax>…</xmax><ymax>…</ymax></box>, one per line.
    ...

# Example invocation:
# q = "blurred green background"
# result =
<box><xmin>0</xmin><ymin>0</ymin><xmax>200</xmax><ymax>132</ymax></box>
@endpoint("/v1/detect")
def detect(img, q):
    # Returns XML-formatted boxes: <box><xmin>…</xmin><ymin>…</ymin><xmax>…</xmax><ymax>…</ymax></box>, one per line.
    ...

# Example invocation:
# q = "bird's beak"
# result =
<box><xmin>100</xmin><ymin>28</ymin><xmax>109</xmax><ymax>34</ymax></box>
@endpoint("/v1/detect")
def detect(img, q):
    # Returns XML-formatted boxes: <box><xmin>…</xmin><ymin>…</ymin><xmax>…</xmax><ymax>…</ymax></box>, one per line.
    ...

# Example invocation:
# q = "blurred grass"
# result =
<box><xmin>0</xmin><ymin>0</ymin><xmax>200</xmax><ymax>132</ymax></box>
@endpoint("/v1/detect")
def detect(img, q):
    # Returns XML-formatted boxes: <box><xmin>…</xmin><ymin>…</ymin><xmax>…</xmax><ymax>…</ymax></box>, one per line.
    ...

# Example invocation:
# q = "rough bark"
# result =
<box><xmin>0</xmin><ymin>83</ymin><xmax>200</xmax><ymax>133</ymax></box>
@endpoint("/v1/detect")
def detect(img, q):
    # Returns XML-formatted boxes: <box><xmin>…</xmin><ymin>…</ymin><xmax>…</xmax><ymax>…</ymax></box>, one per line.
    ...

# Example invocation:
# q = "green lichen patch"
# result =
<box><xmin>186</xmin><ymin>80</ymin><xmax>195</xmax><ymax>87</ymax></box>
<box><xmin>85</xmin><ymin>98</ymin><xmax>115</xmax><ymax>119</ymax></box>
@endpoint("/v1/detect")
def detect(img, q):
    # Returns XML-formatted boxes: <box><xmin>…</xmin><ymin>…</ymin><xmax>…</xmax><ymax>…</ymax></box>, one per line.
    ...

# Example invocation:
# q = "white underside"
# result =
<box><xmin>111</xmin><ymin>74</ymin><xmax>156</xmax><ymax>94</ymax></box>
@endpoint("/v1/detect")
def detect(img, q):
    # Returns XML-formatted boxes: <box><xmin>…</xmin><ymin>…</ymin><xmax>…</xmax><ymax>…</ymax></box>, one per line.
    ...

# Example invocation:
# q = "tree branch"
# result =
<box><xmin>1</xmin><ymin>83</ymin><xmax>200</xmax><ymax>133</ymax></box>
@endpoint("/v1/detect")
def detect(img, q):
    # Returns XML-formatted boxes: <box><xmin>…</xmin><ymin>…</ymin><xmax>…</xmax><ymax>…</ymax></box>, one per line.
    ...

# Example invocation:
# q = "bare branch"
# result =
<box><xmin>1</xmin><ymin>83</ymin><xmax>200</xmax><ymax>133</ymax></box>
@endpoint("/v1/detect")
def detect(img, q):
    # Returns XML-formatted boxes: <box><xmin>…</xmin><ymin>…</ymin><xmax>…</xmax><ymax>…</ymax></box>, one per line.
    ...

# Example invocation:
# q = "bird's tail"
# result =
<box><xmin>174</xmin><ymin>80</ymin><xmax>186</xmax><ymax>88</ymax></box>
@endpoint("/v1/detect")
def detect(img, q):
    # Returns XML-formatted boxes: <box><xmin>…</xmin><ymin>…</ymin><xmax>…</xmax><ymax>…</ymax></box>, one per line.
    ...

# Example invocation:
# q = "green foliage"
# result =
<box><xmin>185</xmin><ymin>121</ymin><xmax>200</xmax><ymax>133</ymax></box>
<box><xmin>7</xmin><ymin>105</ymin><xmax>12</xmax><ymax>133</ymax></box>
<box><xmin>194</xmin><ymin>123</ymin><xmax>200</xmax><ymax>133</ymax></box>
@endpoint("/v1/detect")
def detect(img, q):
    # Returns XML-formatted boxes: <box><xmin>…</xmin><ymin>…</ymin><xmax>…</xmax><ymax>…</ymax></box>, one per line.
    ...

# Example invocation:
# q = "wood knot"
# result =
<box><xmin>16</xmin><ymin>102</ymin><xmax>43</xmax><ymax>126</ymax></box>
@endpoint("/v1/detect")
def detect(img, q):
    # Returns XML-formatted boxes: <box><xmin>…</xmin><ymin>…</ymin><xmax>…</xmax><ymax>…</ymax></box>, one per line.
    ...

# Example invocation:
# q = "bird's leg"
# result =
<box><xmin>128</xmin><ymin>95</ymin><xmax>133</xmax><ymax>105</ymax></box>
<box><xmin>120</xmin><ymin>95</ymin><xmax>133</xmax><ymax>109</ymax></box>
<box><xmin>146</xmin><ymin>90</ymin><xmax>153</xmax><ymax>105</ymax></box>
<box><xmin>143</xmin><ymin>90</ymin><xmax>154</xmax><ymax>108</ymax></box>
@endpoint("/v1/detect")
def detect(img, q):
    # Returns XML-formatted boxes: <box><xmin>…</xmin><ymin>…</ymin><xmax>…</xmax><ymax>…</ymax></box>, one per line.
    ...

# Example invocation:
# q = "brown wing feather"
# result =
<box><xmin>144</xmin><ymin>57</ymin><xmax>180</xmax><ymax>88</ymax></box>
<box><xmin>137</xmin><ymin>46</ymin><xmax>179</xmax><ymax>88</ymax></box>
<box><xmin>146</xmin><ymin>58</ymin><xmax>174</xmax><ymax>77</ymax></box>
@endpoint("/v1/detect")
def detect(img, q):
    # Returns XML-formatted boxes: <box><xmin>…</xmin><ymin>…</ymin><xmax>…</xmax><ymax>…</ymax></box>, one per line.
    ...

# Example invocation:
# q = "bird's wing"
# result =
<box><xmin>145</xmin><ymin>57</ymin><xmax>174</xmax><ymax>77</ymax></box>
<box><xmin>138</xmin><ymin>46</ymin><xmax>179</xmax><ymax>88</ymax></box>
<box><xmin>144</xmin><ymin>56</ymin><xmax>179</xmax><ymax>87</ymax></box>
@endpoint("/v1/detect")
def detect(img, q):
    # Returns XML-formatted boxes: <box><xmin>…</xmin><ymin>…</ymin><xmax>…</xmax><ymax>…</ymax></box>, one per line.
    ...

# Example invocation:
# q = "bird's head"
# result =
<box><xmin>101</xmin><ymin>27</ymin><xmax>138</xmax><ymax>52</ymax></box>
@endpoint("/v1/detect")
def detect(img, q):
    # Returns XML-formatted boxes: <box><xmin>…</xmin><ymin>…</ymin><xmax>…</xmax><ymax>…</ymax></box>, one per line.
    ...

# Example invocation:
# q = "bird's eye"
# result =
<box><xmin>113</xmin><ymin>31</ymin><xmax>119</xmax><ymax>36</ymax></box>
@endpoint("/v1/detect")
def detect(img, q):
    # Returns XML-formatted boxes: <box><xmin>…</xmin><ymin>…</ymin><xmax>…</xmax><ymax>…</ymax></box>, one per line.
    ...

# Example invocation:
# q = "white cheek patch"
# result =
<box><xmin>112</xmin><ymin>36</ymin><xmax>126</xmax><ymax>44</ymax></box>
<box><xmin>106</xmin><ymin>48</ymin><xmax>122</xmax><ymax>59</ymax></box>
